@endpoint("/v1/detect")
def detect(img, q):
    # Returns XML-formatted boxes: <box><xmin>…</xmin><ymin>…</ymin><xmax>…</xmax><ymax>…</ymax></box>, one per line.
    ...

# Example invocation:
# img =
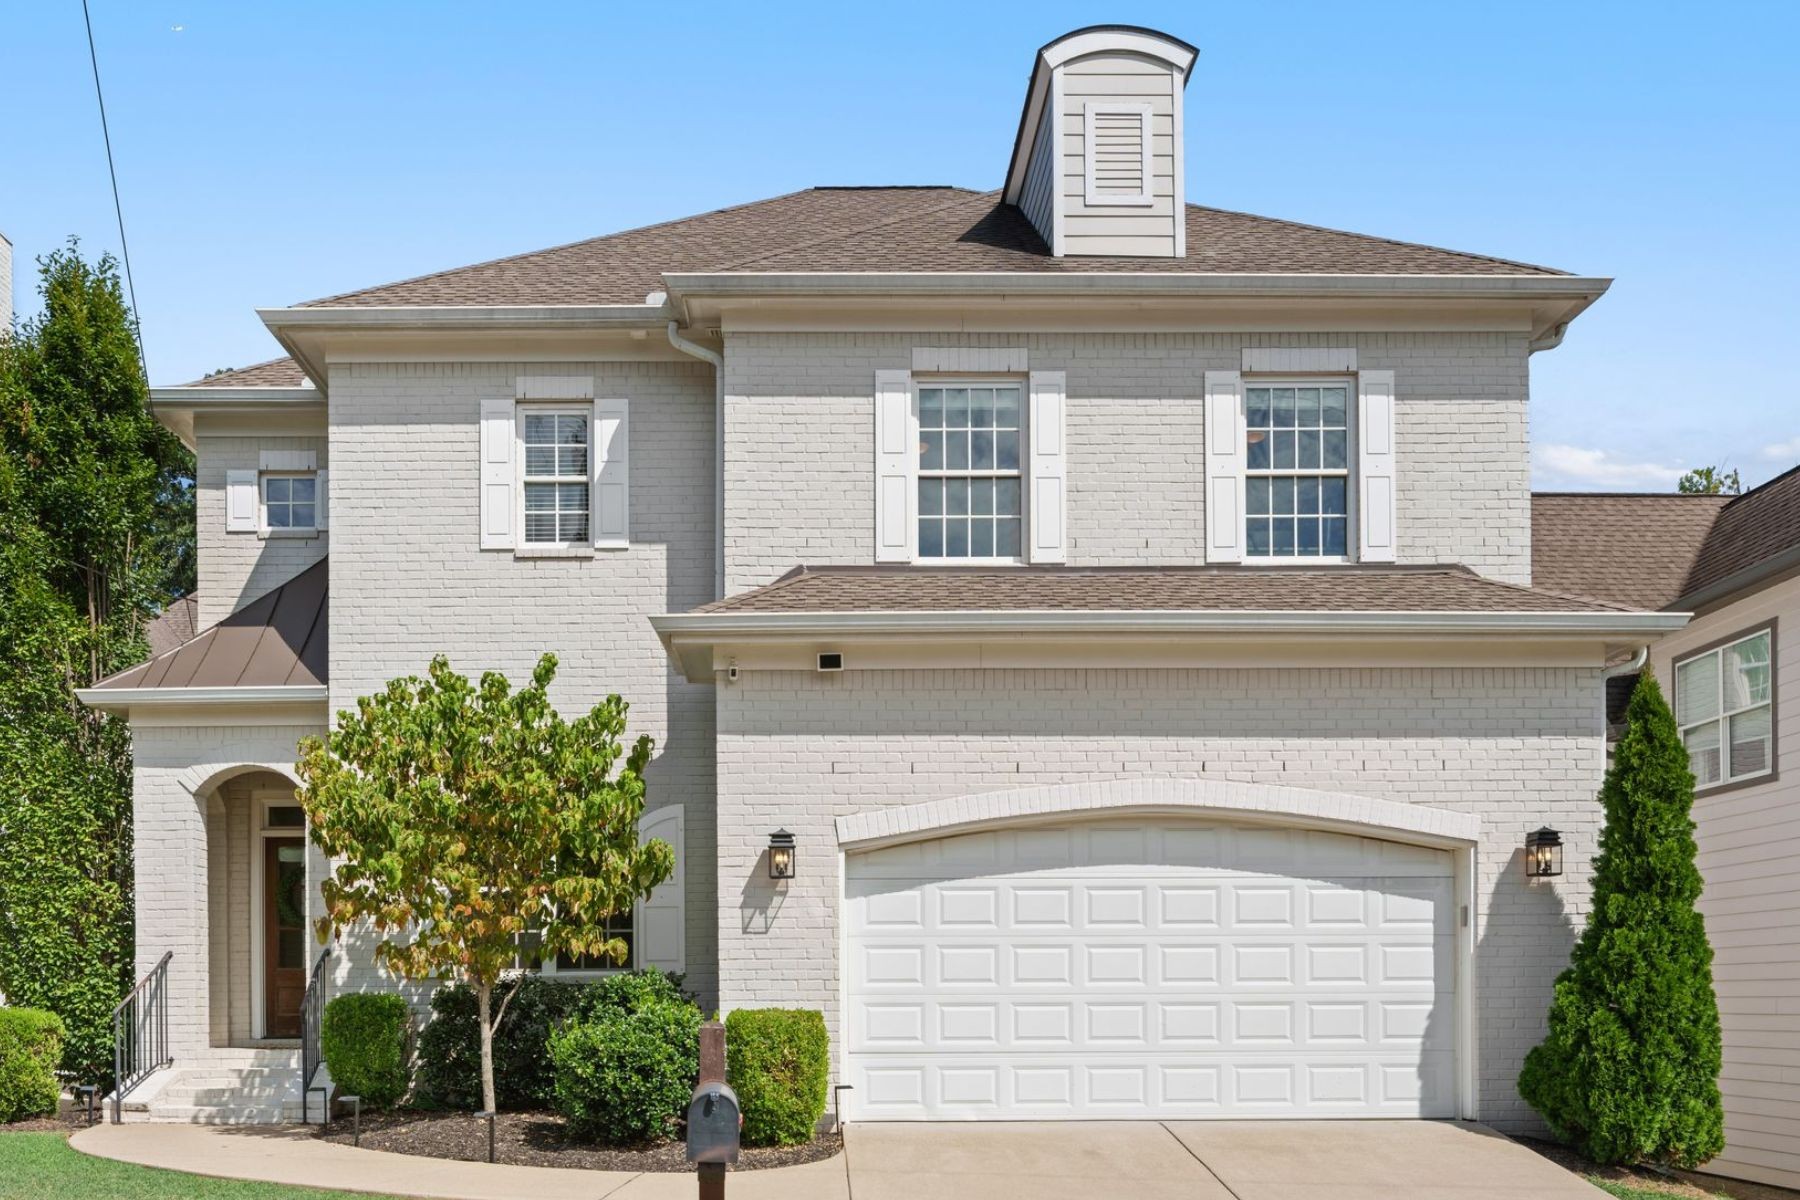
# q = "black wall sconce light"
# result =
<box><xmin>1525</xmin><ymin>827</ymin><xmax>1563</xmax><ymax>878</ymax></box>
<box><xmin>768</xmin><ymin>830</ymin><xmax>796</xmax><ymax>880</ymax></box>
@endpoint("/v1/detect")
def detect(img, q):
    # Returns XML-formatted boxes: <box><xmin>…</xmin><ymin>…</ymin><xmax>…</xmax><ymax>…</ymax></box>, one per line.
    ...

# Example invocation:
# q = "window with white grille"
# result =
<box><xmin>519</xmin><ymin>409</ymin><xmax>590</xmax><ymax>545</ymax></box>
<box><xmin>917</xmin><ymin>383</ymin><xmax>1024</xmax><ymax>561</ymax></box>
<box><xmin>1244</xmin><ymin>381</ymin><xmax>1353</xmax><ymax>559</ymax></box>
<box><xmin>1084</xmin><ymin>102</ymin><xmax>1153</xmax><ymax>206</ymax></box>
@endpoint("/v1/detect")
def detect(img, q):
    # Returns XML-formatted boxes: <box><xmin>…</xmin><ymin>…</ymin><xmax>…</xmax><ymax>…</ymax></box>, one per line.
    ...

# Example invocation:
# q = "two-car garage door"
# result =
<box><xmin>845</xmin><ymin>818</ymin><xmax>1456</xmax><ymax>1120</ymax></box>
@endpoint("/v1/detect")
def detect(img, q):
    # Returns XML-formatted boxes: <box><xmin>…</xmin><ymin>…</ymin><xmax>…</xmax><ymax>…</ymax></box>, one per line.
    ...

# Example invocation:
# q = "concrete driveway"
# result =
<box><xmin>843</xmin><ymin>1119</ymin><xmax>1610</xmax><ymax>1200</ymax></box>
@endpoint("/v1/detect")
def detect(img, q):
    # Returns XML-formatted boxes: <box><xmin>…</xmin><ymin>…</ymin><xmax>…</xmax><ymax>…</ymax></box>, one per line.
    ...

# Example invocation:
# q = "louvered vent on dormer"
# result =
<box><xmin>1083</xmin><ymin>102</ymin><xmax>1153</xmax><ymax>207</ymax></box>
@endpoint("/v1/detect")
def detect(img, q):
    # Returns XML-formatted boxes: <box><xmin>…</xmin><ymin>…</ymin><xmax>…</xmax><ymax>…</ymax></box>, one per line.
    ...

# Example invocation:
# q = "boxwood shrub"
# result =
<box><xmin>550</xmin><ymin>994</ymin><xmax>700</xmax><ymax>1143</ymax></box>
<box><xmin>725</xmin><ymin>1008</ymin><xmax>828</xmax><ymax>1146</ymax></box>
<box><xmin>320</xmin><ymin>993</ymin><xmax>411</xmax><ymax>1109</ymax></box>
<box><xmin>0</xmin><ymin>1007</ymin><xmax>66</xmax><ymax>1123</ymax></box>
<box><xmin>419</xmin><ymin>970</ymin><xmax>690</xmax><ymax>1111</ymax></box>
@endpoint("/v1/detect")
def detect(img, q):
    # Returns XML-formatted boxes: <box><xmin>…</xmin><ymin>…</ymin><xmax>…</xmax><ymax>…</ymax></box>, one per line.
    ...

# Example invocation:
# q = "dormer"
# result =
<box><xmin>1002</xmin><ymin>25</ymin><xmax>1197</xmax><ymax>258</ymax></box>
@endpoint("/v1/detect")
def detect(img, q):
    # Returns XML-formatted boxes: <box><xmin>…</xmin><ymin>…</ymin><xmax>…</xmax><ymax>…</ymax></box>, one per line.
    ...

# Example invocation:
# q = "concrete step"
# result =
<box><xmin>137</xmin><ymin>1103</ymin><xmax>308</xmax><ymax>1124</ymax></box>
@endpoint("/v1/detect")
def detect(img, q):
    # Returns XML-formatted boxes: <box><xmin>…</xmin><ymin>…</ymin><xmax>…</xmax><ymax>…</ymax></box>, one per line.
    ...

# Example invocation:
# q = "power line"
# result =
<box><xmin>80</xmin><ymin>0</ymin><xmax>148</xmax><ymax>383</ymax></box>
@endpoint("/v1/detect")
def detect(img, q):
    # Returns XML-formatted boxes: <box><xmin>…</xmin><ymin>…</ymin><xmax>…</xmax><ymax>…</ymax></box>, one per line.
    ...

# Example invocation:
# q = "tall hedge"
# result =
<box><xmin>1518</xmin><ymin>671</ymin><xmax>1725</xmax><ymax>1167</ymax></box>
<box><xmin>725</xmin><ymin>1008</ymin><xmax>828</xmax><ymax>1146</ymax></box>
<box><xmin>0</xmin><ymin>1007</ymin><xmax>66</xmax><ymax>1122</ymax></box>
<box><xmin>320</xmin><ymin>993</ymin><xmax>412</xmax><ymax>1109</ymax></box>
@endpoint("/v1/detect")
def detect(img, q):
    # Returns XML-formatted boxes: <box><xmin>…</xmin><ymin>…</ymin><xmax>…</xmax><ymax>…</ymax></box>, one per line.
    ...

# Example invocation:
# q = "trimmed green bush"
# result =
<box><xmin>1518</xmin><ymin>672</ymin><xmax>1725</xmax><ymax>1168</ymax></box>
<box><xmin>575</xmin><ymin>969</ymin><xmax>692</xmax><ymax>1018</ymax></box>
<box><xmin>726</xmin><ymin>1008</ymin><xmax>828</xmax><ymax>1147</ymax></box>
<box><xmin>320</xmin><ymin>993</ymin><xmax>411</xmax><ymax>1109</ymax></box>
<box><xmin>0</xmin><ymin>1007</ymin><xmax>66</xmax><ymax>1123</ymax></box>
<box><xmin>550</xmin><ymin>997</ymin><xmax>700</xmax><ymax>1143</ymax></box>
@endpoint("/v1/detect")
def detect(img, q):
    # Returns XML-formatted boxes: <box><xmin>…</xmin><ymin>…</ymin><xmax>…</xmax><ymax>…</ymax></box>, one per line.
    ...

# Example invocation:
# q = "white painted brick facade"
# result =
<box><xmin>715</xmin><ymin>665</ymin><xmax>1605</xmax><ymax>1133</ymax></box>
<box><xmin>722</xmin><ymin>331</ymin><xmax>1532</xmax><ymax>588</ymax></box>
<box><xmin>194</xmin><ymin>426</ymin><xmax>329</xmax><ymax>628</ymax></box>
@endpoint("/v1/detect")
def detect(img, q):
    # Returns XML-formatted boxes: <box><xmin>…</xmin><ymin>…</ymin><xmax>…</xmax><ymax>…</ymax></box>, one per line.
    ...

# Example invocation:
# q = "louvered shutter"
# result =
<box><xmin>315</xmin><ymin>469</ymin><xmax>329</xmax><ymax>531</ymax></box>
<box><xmin>1357</xmin><ymin>370</ymin><xmax>1398</xmax><ymax>563</ymax></box>
<box><xmin>225</xmin><ymin>469</ymin><xmax>259</xmax><ymax>533</ymax></box>
<box><xmin>1084</xmin><ymin>102</ymin><xmax>1153</xmax><ymax>206</ymax></box>
<box><xmin>1203</xmin><ymin>370</ymin><xmax>1245</xmax><ymax>563</ymax></box>
<box><xmin>874</xmin><ymin>369</ymin><xmax>915</xmax><ymax>562</ymax></box>
<box><xmin>635</xmin><ymin>806</ymin><xmax>685</xmax><ymax>972</ymax></box>
<box><xmin>478</xmin><ymin>399</ymin><xmax>515</xmax><ymax>549</ymax></box>
<box><xmin>593</xmin><ymin>399</ymin><xmax>629</xmax><ymax>549</ymax></box>
<box><xmin>1027</xmin><ymin>371</ymin><xmax>1068</xmax><ymax>563</ymax></box>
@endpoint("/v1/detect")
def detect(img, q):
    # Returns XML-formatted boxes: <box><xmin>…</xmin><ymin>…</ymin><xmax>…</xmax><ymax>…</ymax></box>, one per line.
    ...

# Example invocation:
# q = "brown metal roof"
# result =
<box><xmin>94</xmin><ymin>560</ymin><xmax>326</xmax><ymax>690</ymax></box>
<box><xmin>1531</xmin><ymin>493</ymin><xmax>1730</xmax><ymax>611</ymax></box>
<box><xmin>695</xmin><ymin>563</ymin><xmax>1634</xmax><ymax>616</ymax></box>
<box><xmin>295</xmin><ymin>187</ymin><xmax>1566</xmax><ymax>311</ymax></box>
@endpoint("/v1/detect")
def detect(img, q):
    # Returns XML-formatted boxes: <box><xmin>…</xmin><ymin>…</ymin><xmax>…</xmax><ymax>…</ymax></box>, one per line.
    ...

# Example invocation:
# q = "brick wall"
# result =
<box><xmin>715</xmin><ymin>664</ymin><xmax>1604</xmax><ymax>1131</ymax></box>
<box><xmin>194</xmin><ymin>427</ymin><xmax>330</xmax><ymax>628</ymax></box>
<box><xmin>722</xmin><ymin>331</ymin><xmax>1532</xmax><ymax>588</ymax></box>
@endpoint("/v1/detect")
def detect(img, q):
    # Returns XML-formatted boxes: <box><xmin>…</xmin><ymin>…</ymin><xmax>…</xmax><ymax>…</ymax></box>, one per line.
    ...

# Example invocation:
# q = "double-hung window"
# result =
<box><xmin>1244</xmin><ymin>381</ymin><xmax>1352</xmax><ymax>559</ymax></box>
<box><xmin>917</xmin><ymin>382</ymin><xmax>1024</xmax><ymax>561</ymax></box>
<box><xmin>520</xmin><ymin>409</ymin><xmax>590</xmax><ymax>546</ymax></box>
<box><xmin>262</xmin><ymin>473</ymin><xmax>318</xmax><ymax>532</ymax></box>
<box><xmin>1676</xmin><ymin>627</ymin><xmax>1776</xmax><ymax>789</ymax></box>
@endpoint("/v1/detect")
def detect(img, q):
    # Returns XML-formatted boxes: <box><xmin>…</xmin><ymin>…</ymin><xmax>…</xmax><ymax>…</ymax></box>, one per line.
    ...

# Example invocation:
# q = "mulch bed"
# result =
<box><xmin>1520</xmin><ymin>1137</ymin><xmax>1800</xmax><ymax>1200</ymax></box>
<box><xmin>0</xmin><ymin>1107</ymin><xmax>102</xmax><ymax>1134</ymax></box>
<box><xmin>315</xmin><ymin>1108</ymin><xmax>842</xmax><ymax>1172</ymax></box>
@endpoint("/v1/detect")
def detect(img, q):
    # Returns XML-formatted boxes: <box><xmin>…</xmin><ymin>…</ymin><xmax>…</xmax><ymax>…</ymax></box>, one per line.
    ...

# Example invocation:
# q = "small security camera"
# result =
<box><xmin>725</xmin><ymin>659</ymin><xmax>739</xmax><ymax>683</ymax></box>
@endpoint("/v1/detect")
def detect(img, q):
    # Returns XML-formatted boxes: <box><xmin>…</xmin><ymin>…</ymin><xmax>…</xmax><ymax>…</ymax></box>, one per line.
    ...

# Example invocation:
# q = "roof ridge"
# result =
<box><xmin>709</xmin><ymin>189</ymin><xmax>992</xmax><ymax>272</ymax></box>
<box><xmin>1184</xmin><ymin>202</ymin><xmax>1570</xmax><ymax>277</ymax></box>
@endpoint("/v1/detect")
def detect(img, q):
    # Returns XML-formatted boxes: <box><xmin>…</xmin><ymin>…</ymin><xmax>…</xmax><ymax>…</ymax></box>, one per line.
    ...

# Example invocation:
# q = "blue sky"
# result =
<box><xmin>4</xmin><ymin>1</ymin><xmax>1796</xmax><ymax>490</ymax></box>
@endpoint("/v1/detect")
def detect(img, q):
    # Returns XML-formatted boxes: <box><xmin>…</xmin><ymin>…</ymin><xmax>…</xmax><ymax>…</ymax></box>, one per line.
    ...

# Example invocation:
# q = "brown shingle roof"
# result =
<box><xmin>179</xmin><ymin>357</ymin><xmax>311</xmax><ymax>388</ymax></box>
<box><xmin>695</xmin><ymin>564</ymin><xmax>1632</xmax><ymax>615</ymax></box>
<box><xmin>1531</xmin><ymin>493</ymin><xmax>1730</xmax><ymax>610</ymax></box>
<box><xmin>1684</xmin><ymin>465</ymin><xmax>1800</xmax><ymax>599</ymax></box>
<box><xmin>296</xmin><ymin>187</ymin><xmax>1567</xmax><ymax>310</ymax></box>
<box><xmin>94</xmin><ymin>560</ymin><xmax>326</xmax><ymax>690</ymax></box>
<box><xmin>143</xmin><ymin>594</ymin><xmax>200</xmax><ymax>658</ymax></box>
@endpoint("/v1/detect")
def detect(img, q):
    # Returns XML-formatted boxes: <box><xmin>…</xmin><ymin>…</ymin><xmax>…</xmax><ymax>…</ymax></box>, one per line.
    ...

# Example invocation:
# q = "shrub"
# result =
<box><xmin>726</xmin><ymin>1008</ymin><xmax>828</xmax><ymax>1147</ymax></box>
<box><xmin>575</xmin><ymin>969</ymin><xmax>692</xmax><ymax>1018</ymax></box>
<box><xmin>1518</xmin><ymin>672</ymin><xmax>1725</xmax><ymax>1168</ymax></box>
<box><xmin>320</xmin><ymin>993</ymin><xmax>412</xmax><ymax>1109</ymax></box>
<box><xmin>550</xmin><ymin>997</ymin><xmax>700</xmax><ymax>1143</ymax></box>
<box><xmin>0</xmin><ymin>1007</ymin><xmax>66</xmax><ymax>1123</ymax></box>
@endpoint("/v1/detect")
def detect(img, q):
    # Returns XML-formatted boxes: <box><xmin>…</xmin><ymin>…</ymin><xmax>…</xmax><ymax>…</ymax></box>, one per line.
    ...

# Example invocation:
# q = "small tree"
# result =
<box><xmin>1677</xmin><ymin>465</ymin><xmax>1741</xmax><ymax>495</ymax></box>
<box><xmin>297</xmin><ymin>653</ymin><xmax>673</xmax><ymax>1113</ymax></box>
<box><xmin>1518</xmin><ymin>672</ymin><xmax>1724</xmax><ymax>1167</ymax></box>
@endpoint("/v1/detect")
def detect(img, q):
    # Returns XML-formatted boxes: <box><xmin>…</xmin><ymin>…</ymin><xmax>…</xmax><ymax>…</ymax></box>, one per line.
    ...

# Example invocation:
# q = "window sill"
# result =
<box><xmin>259</xmin><ymin>528</ymin><xmax>321</xmax><ymax>541</ymax></box>
<box><xmin>515</xmin><ymin>544</ymin><xmax>598</xmax><ymax>559</ymax></box>
<box><xmin>1240</xmin><ymin>556</ymin><xmax>1355</xmax><ymax>567</ymax></box>
<box><xmin>911</xmin><ymin>557</ymin><xmax>1027</xmax><ymax>567</ymax></box>
<box><xmin>1694</xmin><ymin>768</ymin><xmax>1777</xmax><ymax>797</ymax></box>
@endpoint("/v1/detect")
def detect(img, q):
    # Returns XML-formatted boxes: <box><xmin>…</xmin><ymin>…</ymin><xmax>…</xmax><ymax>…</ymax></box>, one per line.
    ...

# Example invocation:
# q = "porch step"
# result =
<box><xmin>117</xmin><ymin>1049</ymin><xmax>319</xmax><ymax>1124</ymax></box>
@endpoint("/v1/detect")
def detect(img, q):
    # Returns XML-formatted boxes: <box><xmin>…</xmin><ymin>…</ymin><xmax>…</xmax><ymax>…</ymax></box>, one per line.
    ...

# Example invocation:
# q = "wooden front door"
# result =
<box><xmin>264</xmin><ymin>838</ymin><xmax>307</xmax><ymax>1038</ymax></box>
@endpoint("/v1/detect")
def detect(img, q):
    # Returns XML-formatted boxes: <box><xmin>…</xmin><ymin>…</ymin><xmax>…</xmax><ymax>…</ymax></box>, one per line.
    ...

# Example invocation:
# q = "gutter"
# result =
<box><xmin>666</xmin><ymin>321</ymin><xmax>727</xmax><ymax>600</ymax></box>
<box><xmin>661</xmin><ymin>272</ymin><xmax>1611</xmax><ymax>302</ymax></box>
<box><xmin>75</xmin><ymin>684</ymin><xmax>329</xmax><ymax>712</ymax></box>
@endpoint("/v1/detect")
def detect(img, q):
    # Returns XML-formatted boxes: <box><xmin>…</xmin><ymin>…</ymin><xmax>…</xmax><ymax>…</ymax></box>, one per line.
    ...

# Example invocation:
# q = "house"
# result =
<box><xmin>1535</xmin><ymin>470</ymin><xmax>1800</xmax><ymax>1190</ymax></box>
<box><xmin>78</xmin><ymin>24</ymin><xmax>1687</xmax><ymax>1137</ymax></box>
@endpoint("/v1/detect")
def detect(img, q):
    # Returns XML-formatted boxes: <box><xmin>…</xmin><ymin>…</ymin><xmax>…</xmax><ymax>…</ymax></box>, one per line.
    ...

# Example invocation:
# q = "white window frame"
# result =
<box><xmin>1083</xmin><ymin>101</ymin><xmax>1154</xmax><ymax>208</ymax></box>
<box><xmin>1241</xmin><ymin>376</ymin><xmax>1357</xmax><ymax>565</ymax></box>
<box><xmin>913</xmin><ymin>377</ymin><xmax>1028</xmax><ymax>566</ymax></box>
<box><xmin>532</xmin><ymin>906</ymin><xmax>639</xmax><ymax>978</ymax></box>
<box><xmin>514</xmin><ymin>404</ymin><xmax>594</xmax><ymax>556</ymax></box>
<box><xmin>259</xmin><ymin>471</ymin><xmax>320</xmax><ymax>538</ymax></box>
<box><xmin>1675</xmin><ymin>624</ymin><xmax>1777</xmax><ymax>792</ymax></box>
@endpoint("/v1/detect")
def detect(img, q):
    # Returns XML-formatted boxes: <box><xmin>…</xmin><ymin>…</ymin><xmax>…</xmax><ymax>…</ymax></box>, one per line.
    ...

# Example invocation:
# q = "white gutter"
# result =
<box><xmin>651</xmin><ymin>608</ymin><xmax>1690</xmax><ymax>639</ymax></box>
<box><xmin>666</xmin><ymin>321</ymin><xmax>726</xmax><ymax>600</ymax></box>
<box><xmin>661</xmin><ymin>272</ymin><xmax>1611</xmax><ymax>302</ymax></box>
<box><xmin>75</xmin><ymin>685</ymin><xmax>329</xmax><ymax>712</ymax></box>
<box><xmin>1603</xmin><ymin>645</ymin><xmax>1650</xmax><ymax>678</ymax></box>
<box><xmin>257</xmin><ymin>303</ymin><xmax>675</xmax><ymax>330</ymax></box>
<box><xmin>147</xmin><ymin>386</ymin><xmax>321</xmax><ymax>405</ymax></box>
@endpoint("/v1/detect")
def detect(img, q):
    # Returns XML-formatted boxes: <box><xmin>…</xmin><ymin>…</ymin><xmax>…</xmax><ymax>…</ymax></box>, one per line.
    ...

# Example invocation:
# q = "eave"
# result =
<box><xmin>146</xmin><ymin>386</ymin><xmax>324</xmax><ymax>451</ymax></box>
<box><xmin>75</xmin><ymin>684</ymin><xmax>329</xmax><ymax>713</ymax></box>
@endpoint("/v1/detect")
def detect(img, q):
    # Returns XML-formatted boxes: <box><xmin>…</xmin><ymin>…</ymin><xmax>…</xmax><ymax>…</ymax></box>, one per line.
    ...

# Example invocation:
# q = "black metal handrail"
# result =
<box><xmin>111</xmin><ymin>952</ymin><xmax>172</xmax><ymax>1123</ymax></box>
<box><xmin>300</xmin><ymin>945</ymin><xmax>332</xmax><ymax>1124</ymax></box>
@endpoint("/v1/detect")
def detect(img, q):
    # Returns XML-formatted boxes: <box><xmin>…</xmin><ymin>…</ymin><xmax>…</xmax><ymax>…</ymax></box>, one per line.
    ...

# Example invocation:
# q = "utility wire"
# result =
<box><xmin>80</xmin><ymin>0</ymin><xmax>149</xmax><ymax>384</ymax></box>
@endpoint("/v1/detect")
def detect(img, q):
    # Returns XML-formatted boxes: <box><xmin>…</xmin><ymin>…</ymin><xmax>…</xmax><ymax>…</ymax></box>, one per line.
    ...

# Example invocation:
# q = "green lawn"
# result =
<box><xmin>1587</xmin><ymin>1177</ymin><xmax>1727</xmax><ymax>1200</ymax></box>
<box><xmin>0</xmin><ymin>1133</ymin><xmax>403</xmax><ymax>1200</ymax></box>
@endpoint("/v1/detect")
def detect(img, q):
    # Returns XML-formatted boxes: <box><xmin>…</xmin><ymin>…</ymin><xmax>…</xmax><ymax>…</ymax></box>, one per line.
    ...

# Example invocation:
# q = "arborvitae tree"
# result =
<box><xmin>1518</xmin><ymin>671</ymin><xmax>1725</xmax><ymax>1167</ymax></box>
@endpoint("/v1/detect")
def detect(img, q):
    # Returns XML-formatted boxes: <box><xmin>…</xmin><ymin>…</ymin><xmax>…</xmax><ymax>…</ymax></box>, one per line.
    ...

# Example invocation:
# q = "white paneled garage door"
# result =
<box><xmin>845</xmin><ymin>819</ymin><xmax>1456</xmax><ymax>1120</ymax></box>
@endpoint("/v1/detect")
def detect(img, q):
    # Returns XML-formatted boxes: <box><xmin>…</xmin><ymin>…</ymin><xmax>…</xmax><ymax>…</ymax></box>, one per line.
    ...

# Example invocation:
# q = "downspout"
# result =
<box><xmin>667</xmin><ymin>320</ymin><xmax>725</xmax><ymax>599</ymax></box>
<box><xmin>1603</xmin><ymin>645</ymin><xmax>1649</xmax><ymax>678</ymax></box>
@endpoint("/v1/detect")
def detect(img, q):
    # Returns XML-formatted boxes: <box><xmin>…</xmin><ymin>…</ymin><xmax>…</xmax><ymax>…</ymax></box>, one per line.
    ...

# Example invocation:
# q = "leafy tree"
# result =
<box><xmin>0</xmin><ymin>243</ymin><xmax>194</xmax><ymax>1084</ymax></box>
<box><xmin>297</xmin><ymin>653</ymin><xmax>674</xmax><ymax>1113</ymax></box>
<box><xmin>1677</xmin><ymin>465</ymin><xmax>1741</xmax><ymax>495</ymax></box>
<box><xmin>1518</xmin><ymin>672</ymin><xmax>1725</xmax><ymax>1167</ymax></box>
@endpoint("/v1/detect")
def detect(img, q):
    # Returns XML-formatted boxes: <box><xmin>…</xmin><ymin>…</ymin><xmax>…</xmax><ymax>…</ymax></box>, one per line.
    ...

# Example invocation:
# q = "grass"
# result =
<box><xmin>0</xmin><ymin>1133</ymin><xmax>403</xmax><ymax>1200</ymax></box>
<box><xmin>1587</xmin><ymin>1175</ymin><xmax>1730</xmax><ymax>1200</ymax></box>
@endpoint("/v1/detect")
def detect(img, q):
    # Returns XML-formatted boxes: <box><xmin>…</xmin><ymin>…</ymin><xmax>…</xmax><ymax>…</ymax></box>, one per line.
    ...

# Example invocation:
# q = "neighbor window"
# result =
<box><xmin>1244</xmin><ymin>382</ymin><xmax>1351</xmax><ymax>559</ymax></box>
<box><xmin>262</xmin><ymin>474</ymin><xmax>318</xmax><ymax>531</ymax></box>
<box><xmin>520</xmin><ymin>409</ymin><xmax>590</xmax><ymax>545</ymax></box>
<box><xmin>510</xmin><ymin>906</ymin><xmax>634</xmax><ymax>974</ymax></box>
<box><xmin>1676</xmin><ymin>627</ymin><xmax>1775</xmax><ymax>788</ymax></box>
<box><xmin>917</xmin><ymin>383</ymin><xmax>1023</xmax><ymax>560</ymax></box>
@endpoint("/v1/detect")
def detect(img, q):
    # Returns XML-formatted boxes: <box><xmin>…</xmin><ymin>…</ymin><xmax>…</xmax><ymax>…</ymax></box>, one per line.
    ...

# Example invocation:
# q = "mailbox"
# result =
<box><xmin>686</xmin><ymin>1080</ymin><xmax>742</xmax><ymax>1164</ymax></box>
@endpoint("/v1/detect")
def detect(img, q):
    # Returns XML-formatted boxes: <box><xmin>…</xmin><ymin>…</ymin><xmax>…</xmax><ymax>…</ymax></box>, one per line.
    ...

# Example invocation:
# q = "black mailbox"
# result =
<box><xmin>686</xmin><ymin>1080</ymin><xmax>742</xmax><ymax>1164</ymax></box>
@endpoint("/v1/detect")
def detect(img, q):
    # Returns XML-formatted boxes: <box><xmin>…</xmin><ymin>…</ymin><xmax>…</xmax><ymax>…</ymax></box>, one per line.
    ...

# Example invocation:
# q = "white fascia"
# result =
<box><xmin>146</xmin><ymin>386</ymin><xmax>326</xmax><ymax>449</ymax></box>
<box><xmin>661</xmin><ymin>272</ymin><xmax>1610</xmax><ymax>303</ymax></box>
<box><xmin>75</xmin><ymin>685</ymin><xmax>329</xmax><ymax>713</ymax></box>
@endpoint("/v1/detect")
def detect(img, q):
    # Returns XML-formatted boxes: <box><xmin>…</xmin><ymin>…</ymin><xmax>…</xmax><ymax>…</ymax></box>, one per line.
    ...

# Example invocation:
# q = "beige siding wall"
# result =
<box><xmin>722</xmin><ymin>330</ymin><xmax>1532</xmax><ymax>590</ymax></box>
<box><xmin>1648</xmin><ymin>573</ymin><xmax>1800</xmax><ymax>1190</ymax></box>
<box><xmin>194</xmin><ymin>416</ymin><xmax>329</xmax><ymax>628</ymax></box>
<box><xmin>715</xmin><ymin>663</ymin><xmax>1605</xmax><ymax>1133</ymax></box>
<box><xmin>1059</xmin><ymin>52</ymin><xmax>1180</xmax><ymax>257</ymax></box>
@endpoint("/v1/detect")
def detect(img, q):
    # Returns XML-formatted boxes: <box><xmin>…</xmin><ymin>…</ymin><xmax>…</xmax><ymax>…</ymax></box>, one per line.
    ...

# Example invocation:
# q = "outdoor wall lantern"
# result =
<box><xmin>768</xmin><ymin>830</ymin><xmax>796</xmax><ymax>880</ymax></box>
<box><xmin>1525</xmin><ymin>827</ymin><xmax>1563</xmax><ymax>878</ymax></box>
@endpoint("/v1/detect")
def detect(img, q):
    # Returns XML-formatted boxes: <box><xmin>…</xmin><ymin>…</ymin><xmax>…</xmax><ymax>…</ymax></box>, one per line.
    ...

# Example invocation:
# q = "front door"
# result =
<box><xmin>264</xmin><ymin>838</ymin><xmax>307</xmax><ymax>1038</ymax></box>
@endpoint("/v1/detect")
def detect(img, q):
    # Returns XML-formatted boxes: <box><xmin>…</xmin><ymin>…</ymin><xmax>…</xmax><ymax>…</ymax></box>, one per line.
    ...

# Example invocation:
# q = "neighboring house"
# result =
<box><xmin>78</xmin><ymin>25</ymin><xmax>1687</xmax><ymax>1136</ymax></box>
<box><xmin>1535</xmin><ymin>469</ymin><xmax>1800</xmax><ymax>1190</ymax></box>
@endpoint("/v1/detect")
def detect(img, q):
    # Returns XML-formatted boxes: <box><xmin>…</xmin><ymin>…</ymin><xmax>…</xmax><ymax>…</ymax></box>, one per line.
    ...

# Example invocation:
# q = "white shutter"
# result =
<box><xmin>225</xmin><ymin>469</ymin><xmax>259</xmax><ymax>533</ymax></box>
<box><xmin>478</xmin><ymin>399</ymin><xmax>515</xmax><ymax>550</ymax></box>
<box><xmin>1027</xmin><ymin>370</ymin><xmax>1067</xmax><ymax>564</ymax></box>
<box><xmin>1358</xmin><ymin>370</ymin><xmax>1398</xmax><ymax>563</ymax></box>
<box><xmin>1203</xmin><ymin>370</ymin><xmax>1245</xmax><ymax>563</ymax></box>
<box><xmin>593</xmin><ymin>399</ymin><xmax>629</xmax><ymax>549</ymax></box>
<box><xmin>315</xmin><ymin>469</ymin><xmax>329</xmax><ymax>531</ymax></box>
<box><xmin>635</xmin><ymin>806</ymin><xmax>685</xmax><ymax>973</ymax></box>
<box><xmin>873</xmin><ymin>369</ymin><xmax>915</xmax><ymax>562</ymax></box>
